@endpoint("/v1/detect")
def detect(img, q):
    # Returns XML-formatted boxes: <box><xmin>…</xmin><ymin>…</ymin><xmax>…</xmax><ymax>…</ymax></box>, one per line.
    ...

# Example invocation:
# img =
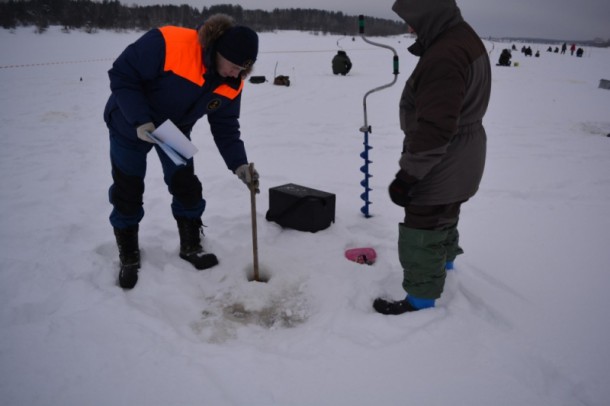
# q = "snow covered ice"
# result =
<box><xmin>1</xmin><ymin>26</ymin><xmax>610</xmax><ymax>405</ymax></box>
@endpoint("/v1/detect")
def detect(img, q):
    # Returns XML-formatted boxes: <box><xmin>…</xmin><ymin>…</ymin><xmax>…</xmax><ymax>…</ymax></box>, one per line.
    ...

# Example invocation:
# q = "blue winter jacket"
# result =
<box><xmin>103</xmin><ymin>26</ymin><xmax>248</xmax><ymax>171</ymax></box>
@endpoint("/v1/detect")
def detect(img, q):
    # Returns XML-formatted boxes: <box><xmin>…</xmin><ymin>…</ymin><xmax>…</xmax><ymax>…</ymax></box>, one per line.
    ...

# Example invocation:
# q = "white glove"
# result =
<box><xmin>235</xmin><ymin>164</ymin><xmax>260</xmax><ymax>194</ymax></box>
<box><xmin>136</xmin><ymin>122</ymin><xmax>156</xmax><ymax>143</ymax></box>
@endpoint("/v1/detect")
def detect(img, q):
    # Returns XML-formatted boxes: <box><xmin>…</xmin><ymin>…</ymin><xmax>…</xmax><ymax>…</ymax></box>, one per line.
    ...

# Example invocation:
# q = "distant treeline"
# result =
<box><xmin>0</xmin><ymin>0</ymin><xmax>408</xmax><ymax>36</ymax></box>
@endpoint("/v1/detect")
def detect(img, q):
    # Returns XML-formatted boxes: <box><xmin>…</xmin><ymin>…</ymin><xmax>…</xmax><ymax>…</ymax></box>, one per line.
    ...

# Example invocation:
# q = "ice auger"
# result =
<box><xmin>358</xmin><ymin>15</ymin><xmax>399</xmax><ymax>218</ymax></box>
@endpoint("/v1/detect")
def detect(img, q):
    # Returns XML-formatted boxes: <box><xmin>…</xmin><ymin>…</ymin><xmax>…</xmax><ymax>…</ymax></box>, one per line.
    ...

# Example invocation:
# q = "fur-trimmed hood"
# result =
<box><xmin>197</xmin><ymin>14</ymin><xmax>255</xmax><ymax>77</ymax></box>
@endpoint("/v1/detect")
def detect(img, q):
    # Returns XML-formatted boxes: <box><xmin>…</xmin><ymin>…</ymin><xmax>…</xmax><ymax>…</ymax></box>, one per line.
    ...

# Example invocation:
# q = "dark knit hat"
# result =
<box><xmin>216</xmin><ymin>26</ymin><xmax>259</xmax><ymax>68</ymax></box>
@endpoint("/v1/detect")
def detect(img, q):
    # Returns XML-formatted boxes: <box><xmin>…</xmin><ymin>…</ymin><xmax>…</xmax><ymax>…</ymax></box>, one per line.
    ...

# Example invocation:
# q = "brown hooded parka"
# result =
<box><xmin>392</xmin><ymin>0</ymin><xmax>491</xmax><ymax>205</ymax></box>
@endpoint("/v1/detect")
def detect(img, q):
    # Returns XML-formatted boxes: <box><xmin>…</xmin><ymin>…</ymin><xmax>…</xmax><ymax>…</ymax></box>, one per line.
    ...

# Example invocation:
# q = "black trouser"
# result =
<box><xmin>403</xmin><ymin>201</ymin><xmax>464</xmax><ymax>230</ymax></box>
<box><xmin>108</xmin><ymin>131</ymin><xmax>205</xmax><ymax>229</ymax></box>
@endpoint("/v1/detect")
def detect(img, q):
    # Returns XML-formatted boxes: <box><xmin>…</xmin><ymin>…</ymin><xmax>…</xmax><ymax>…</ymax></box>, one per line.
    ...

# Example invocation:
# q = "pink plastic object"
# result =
<box><xmin>345</xmin><ymin>248</ymin><xmax>377</xmax><ymax>265</ymax></box>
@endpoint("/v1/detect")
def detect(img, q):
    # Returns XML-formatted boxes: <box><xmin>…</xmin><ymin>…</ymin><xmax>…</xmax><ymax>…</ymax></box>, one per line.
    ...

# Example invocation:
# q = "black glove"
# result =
<box><xmin>388</xmin><ymin>171</ymin><xmax>415</xmax><ymax>207</ymax></box>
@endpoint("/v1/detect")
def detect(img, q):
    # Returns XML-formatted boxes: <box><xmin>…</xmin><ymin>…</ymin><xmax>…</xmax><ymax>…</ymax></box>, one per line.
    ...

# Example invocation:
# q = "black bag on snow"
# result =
<box><xmin>249</xmin><ymin>75</ymin><xmax>266</xmax><ymax>84</ymax></box>
<box><xmin>273</xmin><ymin>75</ymin><xmax>291</xmax><ymax>86</ymax></box>
<box><xmin>266</xmin><ymin>184</ymin><xmax>335</xmax><ymax>232</ymax></box>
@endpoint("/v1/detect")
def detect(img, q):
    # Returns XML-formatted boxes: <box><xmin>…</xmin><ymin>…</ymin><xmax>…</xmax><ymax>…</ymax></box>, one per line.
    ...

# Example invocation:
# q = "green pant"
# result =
<box><xmin>444</xmin><ymin>224</ymin><xmax>464</xmax><ymax>262</ymax></box>
<box><xmin>399</xmin><ymin>225</ymin><xmax>448</xmax><ymax>299</ymax></box>
<box><xmin>399</xmin><ymin>202</ymin><xmax>464</xmax><ymax>299</ymax></box>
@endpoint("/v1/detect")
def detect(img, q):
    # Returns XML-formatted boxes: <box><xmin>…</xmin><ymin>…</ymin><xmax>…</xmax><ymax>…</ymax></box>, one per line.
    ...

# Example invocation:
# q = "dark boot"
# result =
<box><xmin>373</xmin><ymin>298</ymin><xmax>418</xmax><ymax>315</ymax></box>
<box><xmin>373</xmin><ymin>295</ymin><xmax>435</xmax><ymax>315</ymax></box>
<box><xmin>176</xmin><ymin>217</ymin><xmax>219</xmax><ymax>270</ymax></box>
<box><xmin>114</xmin><ymin>225</ymin><xmax>141</xmax><ymax>289</ymax></box>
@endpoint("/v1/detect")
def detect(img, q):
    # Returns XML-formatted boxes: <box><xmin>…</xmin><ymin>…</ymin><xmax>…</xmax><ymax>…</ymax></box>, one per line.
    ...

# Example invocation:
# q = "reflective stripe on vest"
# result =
<box><xmin>159</xmin><ymin>26</ymin><xmax>243</xmax><ymax>100</ymax></box>
<box><xmin>214</xmin><ymin>81</ymin><xmax>243</xmax><ymax>99</ymax></box>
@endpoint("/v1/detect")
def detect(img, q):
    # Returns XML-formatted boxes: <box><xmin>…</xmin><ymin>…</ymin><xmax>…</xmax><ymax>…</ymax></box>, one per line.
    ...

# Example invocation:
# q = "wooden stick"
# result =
<box><xmin>249</xmin><ymin>163</ymin><xmax>259</xmax><ymax>282</ymax></box>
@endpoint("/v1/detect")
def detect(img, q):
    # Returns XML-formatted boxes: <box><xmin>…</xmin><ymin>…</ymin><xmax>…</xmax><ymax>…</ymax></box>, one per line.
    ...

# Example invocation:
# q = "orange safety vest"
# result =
<box><xmin>159</xmin><ymin>26</ymin><xmax>243</xmax><ymax>100</ymax></box>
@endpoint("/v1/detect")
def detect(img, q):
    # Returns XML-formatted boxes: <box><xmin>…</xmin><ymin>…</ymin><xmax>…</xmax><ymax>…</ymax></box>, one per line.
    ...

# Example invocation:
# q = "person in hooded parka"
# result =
<box><xmin>374</xmin><ymin>0</ymin><xmax>491</xmax><ymax>315</ymax></box>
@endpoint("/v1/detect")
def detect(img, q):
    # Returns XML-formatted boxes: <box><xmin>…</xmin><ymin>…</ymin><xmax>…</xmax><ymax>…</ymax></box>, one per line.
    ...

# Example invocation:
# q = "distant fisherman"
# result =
<box><xmin>332</xmin><ymin>50</ymin><xmax>352</xmax><ymax>75</ymax></box>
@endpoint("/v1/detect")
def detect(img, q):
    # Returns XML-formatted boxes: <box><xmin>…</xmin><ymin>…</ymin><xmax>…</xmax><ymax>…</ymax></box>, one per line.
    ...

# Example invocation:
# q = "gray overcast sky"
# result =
<box><xmin>126</xmin><ymin>0</ymin><xmax>609</xmax><ymax>41</ymax></box>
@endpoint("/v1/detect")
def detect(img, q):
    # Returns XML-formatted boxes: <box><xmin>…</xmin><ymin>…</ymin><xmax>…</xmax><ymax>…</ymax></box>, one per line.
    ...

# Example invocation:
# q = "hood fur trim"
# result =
<box><xmin>198</xmin><ymin>14</ymin><xmax>255</xmax><ymax>77</ymax></box>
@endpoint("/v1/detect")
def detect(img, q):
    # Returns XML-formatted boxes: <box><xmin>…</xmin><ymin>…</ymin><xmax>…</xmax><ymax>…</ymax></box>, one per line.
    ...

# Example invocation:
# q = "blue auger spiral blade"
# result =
<box><xmin>360</xmin><ymin>148</ymin><xmax>372</xmax><ymax>159</ymax></box>
<box><xmin>360</xmin><ymin>179</ymin><xmax>372</xmax><ymax>187</ymax></box>
<box><xmin>360</xmin><ymin>176</ymin><xmax>372</xmax><ymax>190</ymax></box>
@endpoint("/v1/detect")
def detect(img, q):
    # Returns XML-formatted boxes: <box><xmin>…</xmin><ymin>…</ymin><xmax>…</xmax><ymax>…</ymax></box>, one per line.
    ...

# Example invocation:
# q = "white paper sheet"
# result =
<box><xmin>151</xmin><ymin>120</ymin><xmax>198</xmax><ymax>160</ymax></box>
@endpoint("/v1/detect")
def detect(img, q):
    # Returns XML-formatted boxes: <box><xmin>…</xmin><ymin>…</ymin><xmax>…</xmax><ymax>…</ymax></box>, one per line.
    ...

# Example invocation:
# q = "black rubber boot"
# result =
<box><xmin>373</xmin><ymin>298</ymin><xmax>418</xmax><ymax>315</ymax></box>
<box><xmin>176</xmin><ymin>217</ymin><xmax>219</xmax><ymax>270</ymax></box>
<box><xmin>114</xmin><ymin>225</ymin><xmax>141</xmax><ymax>289</ymax></box>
